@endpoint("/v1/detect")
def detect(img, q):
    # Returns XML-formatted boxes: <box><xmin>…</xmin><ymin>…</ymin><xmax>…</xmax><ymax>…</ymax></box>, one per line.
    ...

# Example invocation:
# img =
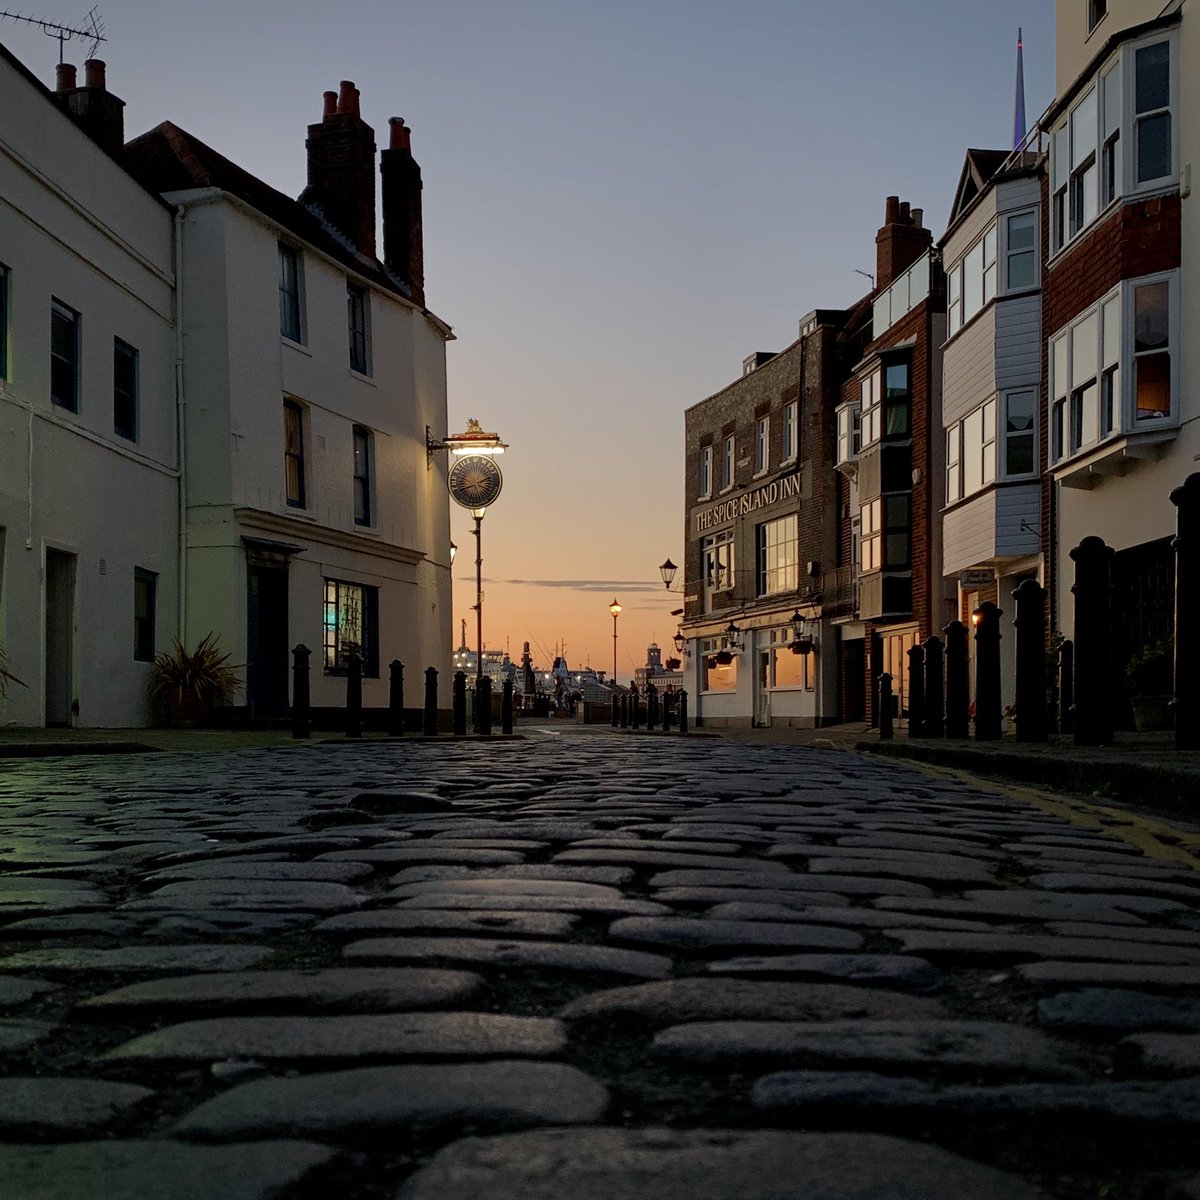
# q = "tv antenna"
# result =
<box><xmin>0</xmin><ymin>6</ymin><xmax>106</xmax><ymax>62</ymax></box>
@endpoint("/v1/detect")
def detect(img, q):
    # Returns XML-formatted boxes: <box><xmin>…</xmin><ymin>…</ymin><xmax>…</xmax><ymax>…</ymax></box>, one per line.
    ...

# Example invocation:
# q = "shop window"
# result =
<box><xmin>323</xmin><ymin>578</ymin><xmax>379</xmax><ymax>676</ymax></box>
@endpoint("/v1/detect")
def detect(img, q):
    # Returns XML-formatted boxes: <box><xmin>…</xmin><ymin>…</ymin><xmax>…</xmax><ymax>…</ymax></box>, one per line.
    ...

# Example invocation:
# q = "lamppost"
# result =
<box><xmin>609</xmin><ymin>599</ymin><xmax>621</xmax><ymax>686</ymax></box>
<box><xmin>427</xmin><ymin>419</ymin><xmax>508</xmax><ymax>694</ymax></box>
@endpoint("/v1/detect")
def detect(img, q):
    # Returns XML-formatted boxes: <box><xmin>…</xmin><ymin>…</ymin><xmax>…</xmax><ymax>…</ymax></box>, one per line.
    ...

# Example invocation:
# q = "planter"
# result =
<box><xmin>1130</xmin><ymin>694</ymin><xmax>1173</xmax><ymax>733</ymax></box>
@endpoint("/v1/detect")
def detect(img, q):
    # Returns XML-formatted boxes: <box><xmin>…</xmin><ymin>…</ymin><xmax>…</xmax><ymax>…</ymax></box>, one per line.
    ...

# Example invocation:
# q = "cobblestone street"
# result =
<box><xmin>2</xmin><ymin>731</ymin><xmax>1200</xmax><ymax>1198</ymax></box>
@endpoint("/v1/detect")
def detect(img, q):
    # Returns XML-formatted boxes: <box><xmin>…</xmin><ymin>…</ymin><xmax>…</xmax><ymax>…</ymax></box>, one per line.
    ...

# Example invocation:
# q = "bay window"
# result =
<box><xmin>860</xmin><ymin>500</ymin><xmax>881</xmax><ymax>572</ymax></box>
<box><xmin>836</xmin><ymin>403</ymin><xmax>860</xmax><ymax>466</ymax></box>
<box><xmin>1133</xmin><ymin>280</ymin><xmax>1170</xmax><ymax>421</ymax></box>
<box><xmin>1005</xmin><ymin>211</ymin><xmax>1036</xmax><ymax>290</ymax></box>
<box><xmin>859</xmin><ymin>370</ymin><xmax>882</xmax><ymax>447</ymax></box>
<box><xmin>1004</xmin><ymin>390</ymin><xmax>1036</xmax><ymax>476</ymax></box>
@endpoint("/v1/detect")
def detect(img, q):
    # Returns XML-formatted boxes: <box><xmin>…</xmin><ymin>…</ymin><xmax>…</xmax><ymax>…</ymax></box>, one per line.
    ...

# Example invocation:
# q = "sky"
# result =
<box><xmin>5</xmin><ymin>0</ymin><xmax>1055</xmax><ymax>682</ymax></box>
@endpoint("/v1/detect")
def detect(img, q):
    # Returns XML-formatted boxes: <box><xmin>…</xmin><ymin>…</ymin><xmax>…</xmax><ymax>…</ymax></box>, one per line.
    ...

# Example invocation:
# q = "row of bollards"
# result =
<box><xmin>290</xmin><ymin>651</ymin><xmax>516</xmax><ymax>739</ymax></box>
<box><xmin>610</xmin><ymin>684</ymin><xmax>689</xmax><ymax>735</ymax></box>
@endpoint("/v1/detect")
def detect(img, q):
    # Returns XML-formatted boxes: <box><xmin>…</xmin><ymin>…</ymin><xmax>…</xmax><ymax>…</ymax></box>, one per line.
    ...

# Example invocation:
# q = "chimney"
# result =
<box><xmin>875</xmin><ymin>195</ymin><xmax>932</xmax><ymax>292</ymax></box>
<box><xmin>54</xmin><ymin>57</ymin><xmax>125</xmax><ymax>155</ymax></box>
<box><xmin>299</xmin><ymin>82</ymin><xmax>377</xmax><ymax>259</ymax></box>
<box><xmin>380</xmin><ymin>116</ymin><xmax>425</xmax><ymax>307</ymax></box>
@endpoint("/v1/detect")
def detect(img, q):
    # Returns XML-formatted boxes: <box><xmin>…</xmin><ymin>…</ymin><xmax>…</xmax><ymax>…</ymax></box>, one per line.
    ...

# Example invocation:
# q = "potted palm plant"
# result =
<box><xmin>1125</xmin><ymin>641</ymin><xmax>1173</xmax><ymax>732</ymax></box>
<box><xmin>147</xmin><ymin>634</ymin><xmax>241</xmax><ymax>727</ymax></box>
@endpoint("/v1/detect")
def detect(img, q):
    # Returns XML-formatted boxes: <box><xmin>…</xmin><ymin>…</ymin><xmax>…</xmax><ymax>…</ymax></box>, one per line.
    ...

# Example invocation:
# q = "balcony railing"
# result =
<box><xmin>820</xmin><ymin>566</ymin><xmax>859</xmax><ymax>619</ymax></box>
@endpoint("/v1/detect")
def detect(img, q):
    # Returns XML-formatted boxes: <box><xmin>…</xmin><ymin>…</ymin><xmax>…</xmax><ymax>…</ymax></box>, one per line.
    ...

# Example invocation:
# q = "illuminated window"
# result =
<box><xmin>700</xmin><ymin>637</ymin><xmax>738</xmax><ymax>693</ymax></box>
<box><xmin>1134</xmin><ymin>280</ymin><xmax>1170</xmax><ymax>421</ymax></box>
<box><xmin>859</xmin><ymin>370</ymin><xmax>882</xmax><ymax>447</ymax></box>
<box><xmin>769</xmin><ymin>626</ymin><xmax>815</xmax><ymax>690</ymax></box>
<box><xmin>756</xmin><ymin>514</ymin><xmax>797</xmax><ymax>596</ymax></box>
<box><xmin>323</xmin><ymin>578</ymin><xmax>379</xmax><ymax>676</ymax></box>
<box><xmin>860</xmin><ymin>499</ymin><xmax>882</xmax><ymax>572</ymax></box>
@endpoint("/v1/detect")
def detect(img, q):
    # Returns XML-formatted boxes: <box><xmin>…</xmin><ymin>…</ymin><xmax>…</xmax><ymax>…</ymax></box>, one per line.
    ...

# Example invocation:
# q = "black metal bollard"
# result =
<box><xmin>1013</xmin><ymin>579</ymin><xmax>1048</xmax><ymax>743</ymax></box>
<box><xmin>423</xmin><ymin>667</ymin><xmax>438</xmax><ymax>737</ymax></box>
<box><xmin>502</xmin><ymin>678</ymin><xmax>513</xmax><ymax>735</ymax></box>
<box><xmin>452</xmin><ymin>671</ymin><xmax>467</xmax><ymax>736</ymax></box>
<box><xmin>923</xmin><ymin>636</ymin><xmax>945</xmax><ymax>738</ymax></box>
<box><xmin>944</xmin><ymin>621</ymin><xmax>970</xmax><ymax>738</ymax></box>
<box><xmin>478</xmin><ymin>677</ymin><xmax>492</xmax><ymax>737</ymax></box>
<box><xmin>662</xmin><ymin>690</ymin><xmax>674</xmax><ymax>733</ymax></box>
<box><xmin>388</xmin><ymin>660</ymin><xmax>405</xmax><ymax>737</ymax></box>
<box><xmin>646</xmin><ymin>684</ymin><xmax>659</xmax><ymax>731</ymax></box>
<box><xmin>678</xmin><ymin>689</ymin><xmax>688</xmax><ymax>735</ymax></box>
<box><xmin>619</xmin><ymin>693</ymin><xmax>628</xmax><ymax>728</ymax></box>
<box><xmin>611</xmin><ymin>692</ymin><xmax>619</xmax><ymax>728</ymax></box>
<box><xmin>878</xmin><ymin>673</ymin><xmax>894</xmax><ymax>740</ymax></box>
<box><xmin>1060</xmin><ymin>640</ymin><xmax>1075</xmax><ymax>735</ymax></box>
<box><xmin>907</xmin><ymin>644</ymin><xmax>926</xmax><ymax>738</ymax></box>
<box><xmin>345</xmin><ymin>651</ymin><xmax>363</xmax><ymax>738</ymax></box>
<box><xmin>630</xmin><ymin>685</ymin><xmax>641</xmax><ymax>730</ymax></box>
<box><xmin>291</xmin><ymin>644</ymin><xmax>311</xmax><ymax>739</ymax></box>
<box><xmin>1171</xmin><ymin>474</ymin><xmax>1200</xmax><ymax>750</ymax></box>
<box><xmin>973</xmin><ymin>602</ymin><xmax>1003</xmax><ymax>741</ymax></box>
<box><xmin>1071</xmin><ymin>536</ymin><xmax>1115</xmax><ymax>747</ymax></box>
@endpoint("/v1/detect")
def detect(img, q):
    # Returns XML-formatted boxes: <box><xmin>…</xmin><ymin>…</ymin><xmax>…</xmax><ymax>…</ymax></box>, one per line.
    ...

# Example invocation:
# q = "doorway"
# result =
<box><xmin>246</xmin><ymin>560</ymin><xmax>289</xmax><ymax>719</ymax></box>
<box><xmin>44</xmin><ymin>548</ymin><xmax>76</xmax><ymax>727</ymax></box>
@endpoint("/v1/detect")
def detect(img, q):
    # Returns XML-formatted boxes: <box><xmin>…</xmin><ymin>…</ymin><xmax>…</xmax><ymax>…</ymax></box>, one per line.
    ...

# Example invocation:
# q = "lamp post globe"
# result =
<box><xmin>609</xmin><ymin>599</ymin><xmax>622</xmax><ymax>688</ymax></box>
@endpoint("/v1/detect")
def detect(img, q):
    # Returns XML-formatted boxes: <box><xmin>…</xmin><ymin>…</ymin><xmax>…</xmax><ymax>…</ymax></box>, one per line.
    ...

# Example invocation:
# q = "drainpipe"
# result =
<box><xmin>174</xmin><ymin>204</ymin><xmax>188</xmax><ymax>644</ymax></box>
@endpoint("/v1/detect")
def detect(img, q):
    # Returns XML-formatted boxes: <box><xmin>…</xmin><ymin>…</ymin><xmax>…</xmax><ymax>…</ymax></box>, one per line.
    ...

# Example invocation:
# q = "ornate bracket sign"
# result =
<box><xmin>448</xmin><ymin>454</ymin><xmax>503</xmax><ymax>510</ymax></box>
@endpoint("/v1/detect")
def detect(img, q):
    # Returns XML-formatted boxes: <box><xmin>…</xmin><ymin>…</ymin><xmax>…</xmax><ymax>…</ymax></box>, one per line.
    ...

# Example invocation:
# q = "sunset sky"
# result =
<box><xmin>10</xmin><ymin>1</ymin><xmax>1055</xmax><ymax>682</ymax></box>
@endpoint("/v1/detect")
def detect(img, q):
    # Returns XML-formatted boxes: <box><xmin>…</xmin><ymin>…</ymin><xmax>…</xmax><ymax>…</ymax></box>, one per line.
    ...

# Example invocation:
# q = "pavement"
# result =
<box><xmin>1</xmin><ymin>729</ymin><xmax>1200</xmax><ymax>1198</ymax></box>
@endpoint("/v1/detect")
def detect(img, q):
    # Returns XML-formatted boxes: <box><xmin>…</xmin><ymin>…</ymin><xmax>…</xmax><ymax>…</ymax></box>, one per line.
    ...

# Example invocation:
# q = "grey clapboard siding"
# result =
<box><xmin>996</xmin><ymin>483</ymin><xmax>1041</xmax><ymax>557</ymax></box>
<box><xmin>995</xmin><ymin>293</ymin><xmax>1041</xmax><ymax>391</ymax></box>
<box><xmin>943</xmin><ymin>490</ymin><xmax>997</xmax><ymax>575</ymax></box>
<box><xmin>943</xmin><ymin>306</ymin><xmax>996</xmax><ymax>427</ymax></box>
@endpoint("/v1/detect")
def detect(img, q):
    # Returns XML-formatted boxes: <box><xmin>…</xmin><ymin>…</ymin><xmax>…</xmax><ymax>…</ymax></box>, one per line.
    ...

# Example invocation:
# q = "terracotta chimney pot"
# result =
<box><xmin>323</xmin><ymin>90</ymin><xmax>338</xmax><ymax>118</ymax></box>
<box><xmin>56</xmin><ymin>62</ymin><xmax>77</xmax><ymax>91</ymax></box>
<box><xmin>389</xmin><ymin>116</ymin><xmax>411</xmax><ymax>151</ymax></box>
<box><xmin>337</xmin><ymin>80</ymin><xmax>360</xmax><ymax>116</ymax></box>
<box><xmin>83</xmin><ymin>58</ymin><xmax>106</xmax><ymax>90</ymax></box>
<box><xmin>885</xmin><ymin>195</ymin><xmax>901</xmax><ymax>224</ymax></box>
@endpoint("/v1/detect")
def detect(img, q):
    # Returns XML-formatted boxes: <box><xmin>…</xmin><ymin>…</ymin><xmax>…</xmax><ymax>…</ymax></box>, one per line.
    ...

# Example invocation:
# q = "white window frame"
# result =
<box><xmin>699</xmin><ymin>445</ymin><xmax>713</xmax><ymax>499</ymax></box>
<box><xmin>859</xmin><ymin>369</ymin><xmax>882</xmax><ymax>448</ymax></box>
<box><xmin>1001</xmin><ymin>208</ymin><xmax>1039</xmax><ymax>293</ymax></box>
<box><xmin>1002</xmin><ymin>388</ymin><xmax>1037</xmax><ymax>479</ymax></box>
<box><xmin>1046</xmin><ymin>271</ymin><xmax>1179</xmax><ymax>466</ymax></box>
<box><xmin>836</xmin><ymin>403</ymin><xmax>860</xmax><ymax>466</ymax></box>
<box><xmin>781</xmin><ymin>400</ymin><xmax>798</xmax><ymax>464</ymax></box>
<box><xmin>945</xmin><ymin>423</ymin><xmax>962</xmax><ymax>504</ymax></box>
<box><xmin>946</xmin><ymin>220</ymin><xmax>999</xmax><ymax>339</ymax></box>
<box><xmin>756</xmin><ymin>513</ymin><xmax>798</xmax><ymax>598</ymax></box>
<box><xmin>754</xmin><ymin>415</ymin><xmax>769</xmax><ymax>476</ymax></box>
<box><xmin>721</xmin><ymin>435</ymin><xmax>735</xmax><ymax>492</ymax></box>
<box><xmin>860</xmin><ymin>499</ymin><xmax>881</xmax><ymax>573</ymax></box>
<box><xmin>702</xmin><ymin>529</ymin><xmax>735</xmax><ymax>592</ymax></box>
<box><xmin>1050</xmin><ymin>32</ymin><xmax>1178</xmax><ymax>255</ymax></box>
<box><xmin>278</xmin><ymin>243</ymin><xmax>305</xmax><ymax>344</ymax></box>
<box><xmin>947</xmin><ymin>400</ymin><xmax>997</xmax><ymax>501</ymax></box>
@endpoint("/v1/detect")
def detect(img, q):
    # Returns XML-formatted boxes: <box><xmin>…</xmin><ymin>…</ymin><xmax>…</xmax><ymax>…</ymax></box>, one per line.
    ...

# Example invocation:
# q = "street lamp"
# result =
<box><xmin>428</xmin><ymin>419</ymin><xmax>508</xmax><ymax>690</ymax></box>
<box><xmin>609</xmin><ymin>598</ymin><xmax>622</xmax><ymax>686</ymax></box>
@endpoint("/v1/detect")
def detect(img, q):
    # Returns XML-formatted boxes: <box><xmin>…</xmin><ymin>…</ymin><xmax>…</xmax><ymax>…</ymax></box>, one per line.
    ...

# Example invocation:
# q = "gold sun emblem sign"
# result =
<box><xmin>448</xmin><ymin>454</ymin><xmax>503</xmax><ymax>510</ymax></box>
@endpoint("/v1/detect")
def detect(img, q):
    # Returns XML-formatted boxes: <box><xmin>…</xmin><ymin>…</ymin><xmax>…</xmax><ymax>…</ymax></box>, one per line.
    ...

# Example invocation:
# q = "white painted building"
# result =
<box><xmin>0</xmin><ymin>49</ymin><xmax>178</xmax><ymax>727</ymax></box>
<box><xmin>0</xmin><ymin>47</ymin><xmax>454</xmax><ymax>727</ymax></box>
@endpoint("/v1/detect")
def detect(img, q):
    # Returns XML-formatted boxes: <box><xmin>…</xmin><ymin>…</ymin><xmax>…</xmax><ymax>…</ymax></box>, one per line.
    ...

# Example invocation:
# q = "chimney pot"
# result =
<box><xmin>885</xmin><ymin>195</ymin><xmax>901</xmax><ymax>224</ymax></box>
<box><xmin>899</xmin><ymin>201</ymin><xmax>911</xmax><ymax>224</ymax></box>
<box><xmin>83</xmin><ymin>58</ymin><xmax>106</xmax><ymax>90</ymax></box>
<box><xmin>56</xmin><ymin>62</ymin><xmax>77</xmax><ymax>91</ymax></box>
<box><xmin>911</xmin><ymin>208</ymin><xmax>924</xmax><ymax>229</ymax></box>
<box><xmin>323</xmin><ymin>90</ymin><xmax>337</xmax><ymax>118</ymax></box>
<box><xmin>337</xmin><ymin>80</ymin><xmax>360</xmax><ymax>116</ymax></box>
<box><xmin>389</xmin><ymin>116</ymin><xmax>411</xmax><ymax>151</ymax></box>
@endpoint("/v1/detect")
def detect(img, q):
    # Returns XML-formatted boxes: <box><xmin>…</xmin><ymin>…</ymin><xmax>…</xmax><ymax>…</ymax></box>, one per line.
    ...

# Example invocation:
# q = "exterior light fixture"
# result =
<box><xmin>724</xmin><ymin>621</ymin><xmax>744</xmax><ymax>652</ymax></box>
<box><xmin>673</xmin><ymin>632</ymin><xmax>686</xmax><ymax>655</ymax></box>
<box><xmin>789</xmin><ymin>608</ymin><xmax>815</xmax><ymax>656</ymax></box>
<box><xmin>427</xmin><ymin>417</ymin><xmax>508</xmax><ymax>464</ymax></box>
<box><xmin>660</xmin><ymin>558</ymin><xmax>678</xmax><ymax>590</ymax></box>
<box><xmin>971</xmin><ymin>608</ymin><xmax>983</xmax><ymax>627</ymax></box>
<box><xmin>449</xmin><ymin>541</ymin><xmax>457</xmax><ymax>566</ymax></box>
<box><xmin>609</xmin><ymin>599</ymin><xmax>622</xmax><ymax>685</ymax></box>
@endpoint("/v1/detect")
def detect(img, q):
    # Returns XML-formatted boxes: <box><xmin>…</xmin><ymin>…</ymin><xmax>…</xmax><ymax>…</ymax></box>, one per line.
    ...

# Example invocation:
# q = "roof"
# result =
<box><xmin>941</xmin><ymin>147</ymin><xmax>1043</xmax><ymax>245</ymax></box>
<box><xmin>122</xmin><ymin>121</ymin><xmax>449</xmax><ymax>329</ymax></box>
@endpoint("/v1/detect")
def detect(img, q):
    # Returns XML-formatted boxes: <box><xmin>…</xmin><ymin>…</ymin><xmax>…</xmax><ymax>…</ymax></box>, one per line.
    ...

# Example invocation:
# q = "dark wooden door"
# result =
<box><xmin>246</xmin><ymin>563</ymin><xmax>289</xmax><ymax>719</ymax></box>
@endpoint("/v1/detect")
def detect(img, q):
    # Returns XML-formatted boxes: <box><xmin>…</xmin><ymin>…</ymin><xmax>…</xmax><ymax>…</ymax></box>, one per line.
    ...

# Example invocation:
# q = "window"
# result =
<box><xmin>754</xmin><ymin>415</ymin><xmax>769</xmax><ymax>474</ymax></box>
<box><xmin>113</xmin><ymin>339</ymin><xmax>138</xmax><ymax>442</ymax></box>
<box><xmin>1051</xmin><ymin>36</ymin><xmax>1174</xmax><ymax>250</ymax></box>
<box><xmin>1135</xmin><ymin>42</ymin><xmax>1170</xmax><ymax>184</ymax></box>
<box><xmin>323</xmin><ymin>579</ymin><xmax>379</xmax><ymax>676</ymax></box>
<box><xmin>948</xmin><ymin>401</ymin><xmax>997</xmax><ymax>500</ymax></box>
<box><xmin>884</xmin><ymin>495</ymin><xmax>911</xmax><ymax>568</ymax></box>
<box><xmin>1004</xmin><ymin>390</ymin><xmax>1036</xmax><ymax>476</ymax></box>
<box><xmin>353</xmin><ymin>425</ymin><xmax>373</xmax><ymax>526</ymax></box>
<box><xmin>770</xmin><ymin>626</ymin><xmax>815</xmax><ymax>690</ymax></box>
<box><xmin>702</xmin><ymin>529</ymin><xmax>735</xmax><ymax>592</ymax></box>
<box><xmin>861</xmin><ymin>499</ymin><xmax>881</xmax><ymax>572</ymax></box>
<box><xmin>1088</xmin><ymin>0</ymin><xmax>1107</xmax><ymax>33</ymax></box>
<box><xmin>284</xmin><ymin>400</ymin><xmax>306</xmax><ymax>507</ymax></box>
<box><xmin>884</xmin><ymin>361</ymin><xmax>910</xmax><ymax>436</ymax></box>
<box><xmin>133</xmin><ymin>568</ymin><xmax>156</xmax><ymax>662</ymax></box>
<box><xmin>947</xmin><ymin>225</ymin><xmax>999</xmax><ymax>336</ymax></box>
<box><xmin>50</xmin><ymin>299</ymin><xmax>79</xmax><ymax>411</ymax></box>
<box><xmin>1048</xmin><ymin>273</ymin><xmax>1177</xmax><ymax>465</ymax></box>
<box><xmin>700</xmin><ymin>637</ymin><xmax>738</xmax><ymax>693</ymax></box>
<box><xmin>946</xmin><ymin>425</ymin><xmax>961</xmax><ymax>504</ymax></box>
<box><xmin>782</xmin><ymin>401</ymin><xmax>798</xmax><ymax>462</ymax></box>
<box><xmin>757</xmin><ymin>514</ymin><xmax>797</xmax><ymax>597</ymax></box>
<box><xmin>1005</xmin><ymin>211</ymin><xmax>1037</xmax><ymax>290</ymax></box>
<box><xmin>699</xmin><ymin>445</ymin><xmax>713</xmax><ymax>498</ymax></box>
<box><xmin>279</xmin><ymin>244</ymin><xmax>302</xmax><ymax>342</ymax></box>
<box><xmin>1133</xmin><ymin>279</ymin><xmax>1170</xmax><ymax>421</ymax></box>
<box><xmin>0</xmin><ymin>263</ymin><xmax>8</xmax><ymax>382</ymax></box>
<box><xmin>347</xmin><ymin>282</ymin><xmax>370</xmax><ymax>374</ymax></box>
<box><xmin>836</xmin><ymin>404</ymin><xmax>860</xmax><ymax>465</ymax></box>
<box><xmin>859</xmin><ymin>370</ymin><xmax>882</xmax><ymax>447</ymax></box>
<box><xmin>721</xmin><ymin>435</ymin><xmax>734</xmax><ymax>490</ymax></box>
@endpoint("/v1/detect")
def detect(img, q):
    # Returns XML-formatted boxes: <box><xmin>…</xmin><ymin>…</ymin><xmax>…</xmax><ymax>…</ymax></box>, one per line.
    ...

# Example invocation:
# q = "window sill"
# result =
<box><xmin>1052</xmin><ymin>426</ymin><xmax>1178</xmax><ymax>489</ymax></box>
<box><xmin>282</xmin><ymin>337</ymin><xmax>312</xmax><ymax>356</ymax></box>
<box><xmin>350</xmin><ymin>369</ymin><xmax>376</xmax><ymax>386</ymax></box>
<box><xmin>780</xmin><ymin>455</ymin><xmax>797</xmax><ymax>468</ymax></box>
<box><xmin>1045</xmin><ymin>186</ymin><xmax>1177</xmax><ymax>272</ymax></box>
<box><xmin>752</xmin><ymin>468</ymin><xmax>769</xmax><ymax>480</ymax></box>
